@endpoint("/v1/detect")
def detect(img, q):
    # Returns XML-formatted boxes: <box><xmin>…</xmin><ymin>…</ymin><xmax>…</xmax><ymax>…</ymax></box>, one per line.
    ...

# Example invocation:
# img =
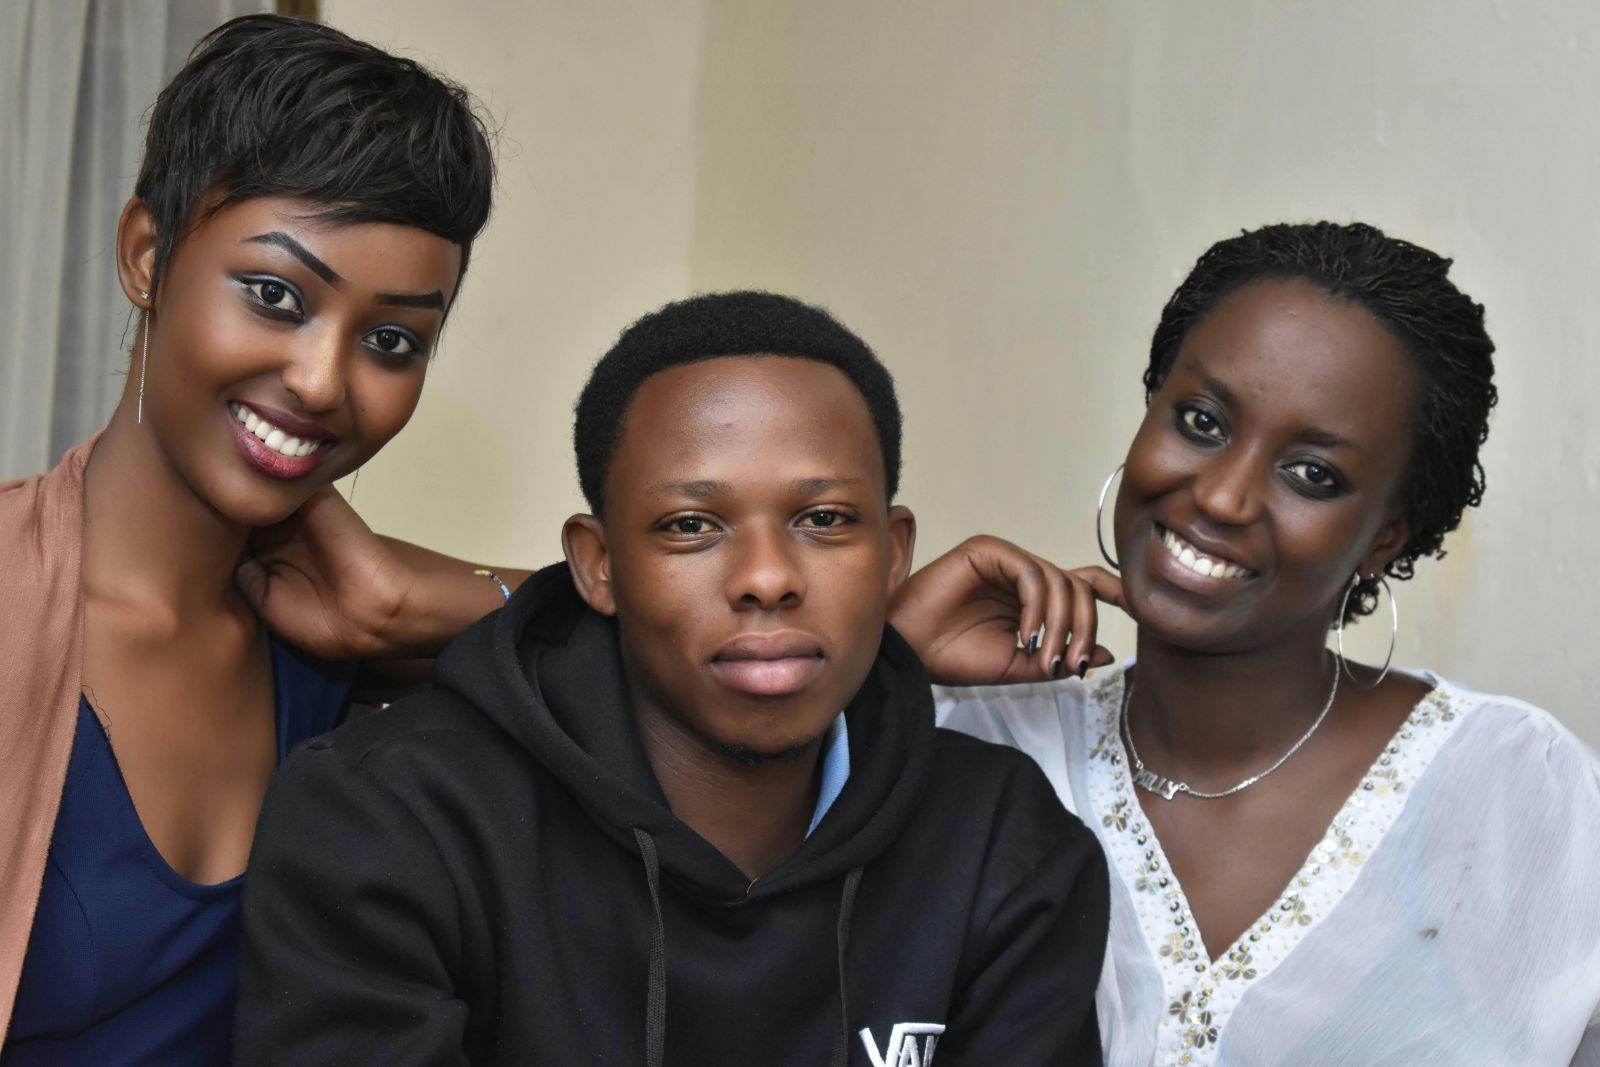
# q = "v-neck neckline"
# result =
<box><xmin>1081</xmin><ymin>665</ymin><xmax>1471</xmax><ymax>1065</ymax></box>
<box><xmin>83</xmin><ymin>633</ymin><xmax>285</xmax><ymax>894</ymax></box>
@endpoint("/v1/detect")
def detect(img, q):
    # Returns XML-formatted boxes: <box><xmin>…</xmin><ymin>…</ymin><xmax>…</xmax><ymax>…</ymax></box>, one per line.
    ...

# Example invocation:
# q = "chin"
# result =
<box><xmin>182</xmin><ymin>436</ymin><xmax>349</xmax><ymax>529</ymax></box>
<box><xmin>1123</xmin><ymin>584</ymin><xmax>1237</xmax><ymax>654</ymax></box>
<box><xmin>713</xmin><ymin>716</ymin><xmax>835</xmax><ymax>768</ymax></box>
<box><xmin>202</xmin><ymin>472</ymin><xmax>318</xmax><ymax>529</ymax></box>
<box><xmin>716</xmin><ymin>740</ymin><xmax>816</xmax><ymax>767</ymax></box>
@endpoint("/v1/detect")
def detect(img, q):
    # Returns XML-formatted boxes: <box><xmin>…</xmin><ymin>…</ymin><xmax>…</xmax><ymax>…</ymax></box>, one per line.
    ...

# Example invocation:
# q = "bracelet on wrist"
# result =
<box><xmin>472</xmin><ymin>568</ymin><xmax>511</xmax><ymax>604</ymax></box>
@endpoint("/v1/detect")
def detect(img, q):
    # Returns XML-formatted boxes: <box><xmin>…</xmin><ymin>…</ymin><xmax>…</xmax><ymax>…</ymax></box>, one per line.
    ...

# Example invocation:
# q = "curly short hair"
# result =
<box><xmin>135</xmin><ymin>14</ymin><xmax>495</xmax><ymax>296</ymax></box>
<box><xmin>1144</xmin><ymin>222</ymin><xmax>1498</xmax><ymax>624</ymax></box>
<box><xmin>574</xmin><ymin>291</ymin><xmax>902</xmax><ymax>515</ymax></box>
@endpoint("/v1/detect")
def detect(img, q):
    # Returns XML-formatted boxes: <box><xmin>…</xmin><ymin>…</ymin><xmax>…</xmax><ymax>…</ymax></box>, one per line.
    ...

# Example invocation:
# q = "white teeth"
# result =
<box><xmin>1162</xmin><ymin>526</ymin><xmax>1249</xmax><ymax>580</ymax></box>
<box><xmin>231</xmin><ymin>403</ymin><xmax>328</xmax><ymax>458</ymax></box>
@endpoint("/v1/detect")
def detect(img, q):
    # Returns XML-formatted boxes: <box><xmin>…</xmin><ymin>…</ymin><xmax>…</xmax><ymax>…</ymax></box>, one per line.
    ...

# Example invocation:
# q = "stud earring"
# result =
<box><xmin>1095</xmin><ymin>463</ymin><xmax>1125</xmax><ymax>570</ymax></box>
<box><xmin>1335</xmin><ymin>571</ymin><xmax>1398</xmax><ymax>687</ymax></box>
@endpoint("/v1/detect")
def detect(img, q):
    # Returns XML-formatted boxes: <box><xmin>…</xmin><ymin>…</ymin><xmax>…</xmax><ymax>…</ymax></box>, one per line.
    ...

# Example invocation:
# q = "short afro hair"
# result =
<box><xmin>135</xmin><ymin>14</ymin><xmax>495</xmax><ymax>297</ymax></box>
<box><xmin>574</xmin><ymin>291</ymin><xmax>902</xmax><ymax>515</ymax></box>
<box><xmin>1145</xmin><ymin>221</ymin><xmax>1498</xmax><ymax>624</ymax></box>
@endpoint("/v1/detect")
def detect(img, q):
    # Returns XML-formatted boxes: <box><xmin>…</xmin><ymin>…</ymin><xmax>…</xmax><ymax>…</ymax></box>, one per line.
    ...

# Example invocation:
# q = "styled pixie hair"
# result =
<box><xmin>1145</xmin><ymin>221</ymin><xmax>1498</xmax><ymax>624</ymax></box>
<box><xmin>134</xmin><ymin>14</ymin><xmax>495</xmax><ymax>294</ymax></box>
<box><xmin>574</xmin><ymin>291</ymin><xmax>903</xmax><ymax>515</ymax></box>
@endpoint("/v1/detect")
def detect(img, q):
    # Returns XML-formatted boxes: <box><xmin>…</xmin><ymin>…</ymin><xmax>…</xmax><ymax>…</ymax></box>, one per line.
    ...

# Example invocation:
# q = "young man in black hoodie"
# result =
<box><xmin>235</xmin><ymin>292</ymin><xmax>1108</xmax><ymax>1065</ymax></box>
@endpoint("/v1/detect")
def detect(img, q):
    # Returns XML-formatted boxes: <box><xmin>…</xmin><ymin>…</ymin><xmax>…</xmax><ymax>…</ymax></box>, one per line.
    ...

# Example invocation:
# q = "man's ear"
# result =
<box><xmin>884</xmin><ymin>505</ymin><xmax>917</xmax><ymax>596</ymax></box>
<box><xmin>116</xmin><ymin>197</ymin><xmax>158</xmax><ymax>308</ymax></box>
<box><xmin>1357</xmin><ymin>510</ymin><xmax>1409</xmax><ymax>582</ymax></box>
<box><xmin>563</xmin><ymin>514</ymin><xmax>617</xmax><ymax>616</ymax></box>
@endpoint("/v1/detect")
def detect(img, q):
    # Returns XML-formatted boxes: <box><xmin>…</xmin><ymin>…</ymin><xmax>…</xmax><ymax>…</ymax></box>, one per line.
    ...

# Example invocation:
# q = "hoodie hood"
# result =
<box><xmin>431</xmin><ymin>563</ymin><xmax>937</xmax><ymax>902</ymax></box>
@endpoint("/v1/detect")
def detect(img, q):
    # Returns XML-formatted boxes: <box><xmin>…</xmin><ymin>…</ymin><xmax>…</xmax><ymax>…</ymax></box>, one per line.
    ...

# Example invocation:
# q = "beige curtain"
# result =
<box><xmin>0</xmin><ymin>0</ymin><xmax>264</xmax><ymax>481</ymax></box>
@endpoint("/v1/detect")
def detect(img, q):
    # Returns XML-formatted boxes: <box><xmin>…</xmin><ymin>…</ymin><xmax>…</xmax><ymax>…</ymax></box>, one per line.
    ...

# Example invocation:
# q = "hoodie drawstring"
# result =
<box><xmin>829</xmin><ymin>866</ymin><xmax>864</xmax><ymax>1067</ymax></box>
<box><xmin>634</xmin><ymin>828</ymin><xmax>668</xmax><ymax>1067</ymax></box>
<box><xmin>633</xmin><ymin>834</ymin><xmax>863</xmax><ymax>1067</ymax></box>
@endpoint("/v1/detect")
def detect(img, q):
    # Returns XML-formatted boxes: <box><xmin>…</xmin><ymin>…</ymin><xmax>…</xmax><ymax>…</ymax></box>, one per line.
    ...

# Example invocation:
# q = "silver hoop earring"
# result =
<box><xmin>136</xmin><ymin>312</ymin><xmax>150</xmax><ymax>424</ymax></box>
<box><xmin>1335</xmin><ymin>572</ymin><xmax>1398</xmax><ymax>687</ymax></box>
<box><xmin>1095</xmin><ymin>463</ymin><xmax>1125</xmax><ymax>570</ymax></box>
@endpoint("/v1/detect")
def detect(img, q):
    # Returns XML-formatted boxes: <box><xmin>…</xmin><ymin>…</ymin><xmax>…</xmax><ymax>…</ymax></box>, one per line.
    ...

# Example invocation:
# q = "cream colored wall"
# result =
<box><xmin>322</xmin><ymin>0</ymin><xmax>705</xmax><ymax>562</ymax></box>
<box><xmin>327</xmin><ymin>1</ymin><xmax>1599</xmax><ymax>747</ymax></box>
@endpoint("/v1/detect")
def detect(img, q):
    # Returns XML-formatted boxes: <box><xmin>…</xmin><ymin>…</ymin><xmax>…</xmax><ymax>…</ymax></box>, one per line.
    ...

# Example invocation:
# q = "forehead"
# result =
<box><xmin>1168</xmin><ymin>278</ymin><xmax>1416</xmax><ymax>448</ymax></box>
<box><xmin>172</xmin><ymin>195</ymin><xmax>463</xmax><ymax>299</ymax></box>
<box><xmin>607</xmin><ymin>356</ymin><xmax>885</xmax><ymax>502</ymax></box>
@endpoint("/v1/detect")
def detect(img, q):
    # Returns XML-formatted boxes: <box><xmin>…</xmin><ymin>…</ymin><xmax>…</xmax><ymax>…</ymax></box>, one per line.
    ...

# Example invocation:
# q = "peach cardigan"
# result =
<box><xmin>0</xmin><ymin>436</ymin><xmax>95</xmax><ymax>1041</ymax></box>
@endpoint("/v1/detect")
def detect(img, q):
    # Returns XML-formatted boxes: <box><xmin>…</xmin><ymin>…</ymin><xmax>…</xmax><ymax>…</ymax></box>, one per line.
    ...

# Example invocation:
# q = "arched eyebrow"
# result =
<box><xmin>244</xmin><ymin>231</ymin><xmax>445</xmax><ymax>309</ymax></box>
<box><xmin>1299</xmin><ymin>427</ymin><xmax>1357</xmax><ymax>451</ymax></box>
<box><xmin>245</xmin><ymin>231</ymin><xmax>341</xmax><ymax>286</ymax></box>
<box><xmin>1191</xmin><ymin>367</ymin><xmax>1239</xmax><ymax>410</ymax></box>
<box><xmin>376</xmin><ymin>290</ymin><xmax>445</xmax><ymax>309</ymax></box>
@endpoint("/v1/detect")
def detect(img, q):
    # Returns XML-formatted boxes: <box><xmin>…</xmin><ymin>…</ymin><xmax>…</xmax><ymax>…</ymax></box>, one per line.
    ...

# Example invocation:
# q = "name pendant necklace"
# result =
<box><xmin>1119</xmin><ymin>656</ymin><xmax>1340</xmax><ymax>801</ymax></box>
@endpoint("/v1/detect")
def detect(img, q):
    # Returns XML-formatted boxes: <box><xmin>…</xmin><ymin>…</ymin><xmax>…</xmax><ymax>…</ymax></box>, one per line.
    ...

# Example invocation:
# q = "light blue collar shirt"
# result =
<box><xmin>806</xmin><ymin>713</ymin><xmax>851</xmax><ymax>837</ymax></box>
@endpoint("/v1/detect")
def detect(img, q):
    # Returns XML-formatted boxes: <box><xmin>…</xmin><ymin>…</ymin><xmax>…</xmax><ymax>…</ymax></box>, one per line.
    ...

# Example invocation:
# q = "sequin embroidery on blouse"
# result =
<box><xmin>1082</xmin><ymin>671</ymin><xmax>1472</xmax><ymax>1066</ymax></box>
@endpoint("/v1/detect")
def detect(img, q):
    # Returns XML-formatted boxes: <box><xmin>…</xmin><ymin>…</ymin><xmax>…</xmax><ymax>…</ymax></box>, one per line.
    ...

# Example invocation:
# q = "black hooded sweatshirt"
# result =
<box><xmin>235</xmin><ymin>566</ymin><xmax>1108</xmax><ymax>1066</ymax></box>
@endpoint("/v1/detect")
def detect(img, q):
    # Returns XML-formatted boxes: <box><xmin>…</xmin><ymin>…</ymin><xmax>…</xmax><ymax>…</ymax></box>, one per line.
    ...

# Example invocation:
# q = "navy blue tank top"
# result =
<box><xmin>3</xmin><ymin>638</ymin><xmax>348</xmax><ymax>1066</ymax></box>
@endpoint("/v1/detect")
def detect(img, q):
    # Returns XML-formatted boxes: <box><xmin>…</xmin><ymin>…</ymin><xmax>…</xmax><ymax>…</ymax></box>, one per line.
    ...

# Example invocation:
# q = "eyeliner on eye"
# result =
<box><xmin>363</xmin><ymin>325</ymin><xmax>428</xmax><ymax>359</ymax></box>
<box><xmin>1176</xmin><ymin>403</ymin><xmax>1225</xmax><ymax>441</ymax></box>
<box><xmin>236</xmin><ymin>274</ymin><xmax>304</xmax><ymax>319</ymax></box>
<box><xmin>1283</xmin><ymin>459</ymin><xmax>1347</xmax><ymax>498</ymax></box>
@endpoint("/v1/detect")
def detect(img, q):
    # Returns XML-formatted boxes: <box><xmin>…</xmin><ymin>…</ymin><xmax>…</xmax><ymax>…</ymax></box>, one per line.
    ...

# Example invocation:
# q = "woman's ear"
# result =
<box><xmin>563</xmin><ymin>514</ymin><xmax>616</xmax><ymax>616</ymax></box>
<box><xmin>116</xmin><ymin>197</ymin><xmax>158</xmax><ymax>308</ymax></box>
<box><xmin>1357</xmin><ymin>510</ymin><xmax>1409</xmax><ymax>582</ymax></box>
<box><xmin>884</xmin><ymin>505</ymin><xmax>917</xmax><ymax>596</ymax></box>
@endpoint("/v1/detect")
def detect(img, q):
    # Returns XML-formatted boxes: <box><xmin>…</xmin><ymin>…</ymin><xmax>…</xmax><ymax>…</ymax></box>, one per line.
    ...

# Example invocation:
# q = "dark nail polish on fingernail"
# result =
<box><xmin>1050</xmin><ymin>657</ymin><xmax>1063</xmax><ymax>678</ymax></box>
<box><xmin>1027</xmin><ymin>634</ymin><xmax>1039</xmax><ymax>653</ymax></box>
<box><xmin>1076</xmin><ymin>659</ymin><xmax>1089</xmax><ymax>678</ymax></box>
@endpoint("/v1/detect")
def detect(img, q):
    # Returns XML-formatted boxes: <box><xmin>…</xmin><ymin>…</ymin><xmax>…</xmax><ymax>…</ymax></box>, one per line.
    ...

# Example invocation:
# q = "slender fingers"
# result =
<box><xmin>1033</xmin><ymin>557</ymin><xmax>1074</xmax><ymax>677</ymax></box>
<box><xmin>954</xmin><ymin>537</ymin><xmax>1125</xmax><ymax>682</ymax></box>
<box><xmin>976</xmin><ymin>543</ymin><xmax>1072</xmax><ymax>676</ymax></box>
<box><xmin>1001</xmin><ymin>554</ymin><xmax>1050</xmax><ymax>660</ymax></box>
<box><xmin>1060</xmin><ymin>574</ymin><xmax>1100</xmax><ymax>677</ymax></box>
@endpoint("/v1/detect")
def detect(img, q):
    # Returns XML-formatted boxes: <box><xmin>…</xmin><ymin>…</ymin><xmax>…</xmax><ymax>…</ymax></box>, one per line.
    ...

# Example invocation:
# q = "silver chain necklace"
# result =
<box><xmin>1120</xmin><ymin>657</ymin><xmax>1340</xmax><ymax>801</ymax></box>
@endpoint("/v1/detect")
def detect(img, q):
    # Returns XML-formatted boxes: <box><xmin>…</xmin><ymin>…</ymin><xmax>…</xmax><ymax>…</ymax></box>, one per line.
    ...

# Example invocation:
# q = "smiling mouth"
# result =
<box><xmin>229</xmin><ymin>402</ymin><xmax>334</xmax><ymax>459</ymax></box>
<box><xmin>1158</xmin><ymin>525</ymin><xmax>1254</xmax><ymax>580</ymax></box>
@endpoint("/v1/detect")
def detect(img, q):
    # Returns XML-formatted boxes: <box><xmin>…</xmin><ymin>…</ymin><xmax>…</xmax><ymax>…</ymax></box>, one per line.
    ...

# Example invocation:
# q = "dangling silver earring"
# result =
<box><xmin>349</xmin><ymin>466</ymin><xmax>361</xmax><ymax>501</ymax></box>
<box><xmin>1095</xmin><ymin>463</ymin><xmax>1125</xmax><ymax>570</ymax></box>
<box><xmin>136</xmin><ymin>294</ymin><xmax>151</xmax><ymax>424</ymax></box>
<box><xmin>1335</xmin><ymin>571</ymin><xmax>1398</xmax><ymax>687</ymax></box>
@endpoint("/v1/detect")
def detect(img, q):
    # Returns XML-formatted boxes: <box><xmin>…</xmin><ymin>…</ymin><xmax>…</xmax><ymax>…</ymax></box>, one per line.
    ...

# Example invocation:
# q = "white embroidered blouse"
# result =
<box><xmin>935</xmin><ymin>668</ymin><xmax>1600</xmax><ymax>1066</ymax></box>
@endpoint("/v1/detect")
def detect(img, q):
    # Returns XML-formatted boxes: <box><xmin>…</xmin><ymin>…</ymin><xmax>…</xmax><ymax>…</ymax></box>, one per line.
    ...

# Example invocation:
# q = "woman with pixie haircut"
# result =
<box><xmin>0</xmin><ymin>16</ymin><xmax>498</xmax><ymax>1063</ymax></box>
<box><xmin>895</xmin><ymin>222</ymin><xmax>1600</xmax><ymax>1064</ymax></box>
